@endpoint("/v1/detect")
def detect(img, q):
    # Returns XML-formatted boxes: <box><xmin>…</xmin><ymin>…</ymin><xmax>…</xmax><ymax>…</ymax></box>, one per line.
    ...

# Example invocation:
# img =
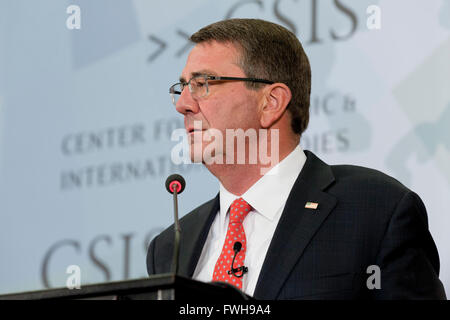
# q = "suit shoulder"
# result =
<box><xmin>329</xmin><ymin>164</ymin><xmax>410</xmax><ymax>196</ymax></box>
<box><xmin>325</xmin><ymin>164</ymin><xmax>428</xmax><ymax>239</ymax></box>
<box><xmin>180</xmin><ymin>197</ymin><xmax>218</xmax><ymax>224</ymax></box>
<box><xmin>155</xmin><ymin>196</ymin><xmax>217</xmax><ymax>241</ymax></box>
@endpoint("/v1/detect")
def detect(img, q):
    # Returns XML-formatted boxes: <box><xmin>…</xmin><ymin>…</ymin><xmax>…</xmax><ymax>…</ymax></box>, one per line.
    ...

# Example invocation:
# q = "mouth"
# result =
<box><xmin>187</xmin><ymin>128</ymin><xmax>205</xmax><ymax>134</ymax></box>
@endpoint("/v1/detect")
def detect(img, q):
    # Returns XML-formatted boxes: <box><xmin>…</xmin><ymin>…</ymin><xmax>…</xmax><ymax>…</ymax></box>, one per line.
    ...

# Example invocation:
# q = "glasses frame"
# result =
<box><xmin>169</xmin><ymin>75</ymin><xmax>274</xmax><ymax>105</ymax></box>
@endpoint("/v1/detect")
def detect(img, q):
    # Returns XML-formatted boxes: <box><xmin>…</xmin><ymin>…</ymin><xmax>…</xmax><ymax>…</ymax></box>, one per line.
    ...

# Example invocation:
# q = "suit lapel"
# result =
<box><xmin>253</xmin><ymin>151</ymin><xmax>337</xmax><ymax>299</ymax></box>
<box><xmin>178</xmin><ymin>194</ymin><xmax>220</xmax><ymax>277</ymax></box>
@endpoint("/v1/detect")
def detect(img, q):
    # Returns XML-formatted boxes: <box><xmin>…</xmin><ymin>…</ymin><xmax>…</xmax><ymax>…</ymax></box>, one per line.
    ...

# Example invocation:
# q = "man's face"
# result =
<box><xmin>176</xmin><ymin>41</ymin><xmax>262</xmax><ymax>164</ymax></box>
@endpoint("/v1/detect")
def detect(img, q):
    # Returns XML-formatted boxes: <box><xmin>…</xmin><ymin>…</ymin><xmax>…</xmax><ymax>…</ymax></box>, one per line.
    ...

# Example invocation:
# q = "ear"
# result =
<box><xmin>259</xmin><ymin>83</ymin><xmax>292</xmax><ymax>128</ymax></box>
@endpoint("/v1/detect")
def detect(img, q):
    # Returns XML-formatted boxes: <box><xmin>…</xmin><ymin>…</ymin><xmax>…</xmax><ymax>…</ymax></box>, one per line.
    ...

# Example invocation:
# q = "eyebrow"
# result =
<box><xmin>179</xmin><ymin>69</ymin><xmax>218</xmax><ymax>83</ymax></box>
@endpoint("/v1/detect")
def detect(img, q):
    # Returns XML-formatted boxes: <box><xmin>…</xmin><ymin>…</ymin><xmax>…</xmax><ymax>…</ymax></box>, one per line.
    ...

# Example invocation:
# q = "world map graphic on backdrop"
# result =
<box><xmin>388</xmin><ymin>37</ymin><xmax>450</xmax><ymax>186</ymax></box>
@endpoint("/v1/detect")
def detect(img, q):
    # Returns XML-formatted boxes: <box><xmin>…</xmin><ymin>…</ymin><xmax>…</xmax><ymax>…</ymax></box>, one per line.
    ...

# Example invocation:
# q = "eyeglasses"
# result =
<box><xmin>169</xmin><ymin>75</ymin><xmax>274</xmax><ymax>105</ymax></box>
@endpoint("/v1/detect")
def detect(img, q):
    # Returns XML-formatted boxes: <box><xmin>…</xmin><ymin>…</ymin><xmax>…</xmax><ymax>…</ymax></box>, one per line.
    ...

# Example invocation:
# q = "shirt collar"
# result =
<box><xmin>219</xmin><ymin>144</ymin><xmax>306</xmax><ymax>225</ymax></box>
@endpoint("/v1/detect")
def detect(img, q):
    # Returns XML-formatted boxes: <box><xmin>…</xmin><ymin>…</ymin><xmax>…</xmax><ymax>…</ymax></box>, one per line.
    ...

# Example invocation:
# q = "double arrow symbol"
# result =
<box><xmin>147</xmin><ymin>30</ymin><xmax>194</xmax><ymax>63</ymax></box>
<box><xmin>147</xmin><ymin>35</ymin><xmax>167</xmax><ymax>62</ymax></box>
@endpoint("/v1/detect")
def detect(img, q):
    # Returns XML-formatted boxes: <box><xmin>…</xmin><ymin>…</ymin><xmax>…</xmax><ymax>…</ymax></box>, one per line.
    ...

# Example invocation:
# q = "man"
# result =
<box><xmin>146</xmin><ymin>19</ymin><xmax>446</xmax><ymax>299</ymax></box>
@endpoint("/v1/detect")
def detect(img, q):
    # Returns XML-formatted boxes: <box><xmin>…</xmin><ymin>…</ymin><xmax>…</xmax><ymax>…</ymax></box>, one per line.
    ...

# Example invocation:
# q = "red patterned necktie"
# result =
<box><xmin>212</xmin><ymin>197</ymin><xmax>251</xmax><ymax>290</ymax></box>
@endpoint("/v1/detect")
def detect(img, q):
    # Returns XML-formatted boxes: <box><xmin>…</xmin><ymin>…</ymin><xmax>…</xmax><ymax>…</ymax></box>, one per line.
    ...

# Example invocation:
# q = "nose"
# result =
<box><xmin>175</xmin><ymin>87</ymin><xmax>199</xmax><ymax>115</ymax></box>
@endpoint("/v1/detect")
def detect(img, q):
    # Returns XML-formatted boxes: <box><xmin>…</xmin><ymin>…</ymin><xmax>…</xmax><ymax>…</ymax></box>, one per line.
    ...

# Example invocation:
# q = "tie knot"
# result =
<box><xmin>229</xmin><ymin>198</ymin><xmax>251</xmax><ymax>223</ymax></box>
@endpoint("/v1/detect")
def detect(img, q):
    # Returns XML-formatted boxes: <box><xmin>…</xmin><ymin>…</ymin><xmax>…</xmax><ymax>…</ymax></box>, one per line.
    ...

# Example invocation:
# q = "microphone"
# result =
<box><xmin>165</xmin><ymin>174</ymin><xmax>186</xmax><ymax>275</ymax></box>
<box><xmin>227</xmin><ymin>241</ymin><xmax>248</xmax><ymax>278</ymax></box>
<box><xmin>166</xmin><ymin>174</ymin><xmax>186</xmax><ymax>195</ymax></box>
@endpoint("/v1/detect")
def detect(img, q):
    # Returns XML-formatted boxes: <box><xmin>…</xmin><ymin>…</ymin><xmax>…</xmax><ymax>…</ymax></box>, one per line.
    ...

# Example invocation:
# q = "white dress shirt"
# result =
<box><xmin>192</xmin><ymin>144</ymin><xmax>307</xmax><ymax>296</ymax></box>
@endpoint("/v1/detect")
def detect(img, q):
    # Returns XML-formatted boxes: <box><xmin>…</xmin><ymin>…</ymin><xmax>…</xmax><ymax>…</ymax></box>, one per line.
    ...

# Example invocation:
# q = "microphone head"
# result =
<box><xmin>233</xmin><ymin>241</ymin><xmax>242</xmax><ymax>252</ymax></box>
<box><xmin>165</xmin><ymin>174</ymin><xmax>186</xmax><ymax>194</ymax></box>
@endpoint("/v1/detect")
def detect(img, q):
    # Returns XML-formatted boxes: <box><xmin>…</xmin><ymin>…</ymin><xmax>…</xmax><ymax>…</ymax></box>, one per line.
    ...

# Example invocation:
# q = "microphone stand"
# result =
<box><xmin>171</xmin><ymin>187</ymin><xmax>181</xmax><ymax>275</ymax></box>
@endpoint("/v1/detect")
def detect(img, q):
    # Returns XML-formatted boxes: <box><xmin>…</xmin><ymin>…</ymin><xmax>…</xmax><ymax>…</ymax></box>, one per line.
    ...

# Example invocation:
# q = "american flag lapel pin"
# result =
<box><xmin>305</xmin><ymin>202</ymin><xmax>319</xmax><ymax>210</ymax></box>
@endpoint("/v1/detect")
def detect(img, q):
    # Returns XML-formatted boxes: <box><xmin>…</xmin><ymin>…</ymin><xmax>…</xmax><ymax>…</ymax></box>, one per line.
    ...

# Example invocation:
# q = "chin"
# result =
<box><xmin>189</xmin><ymin>151</ymin><xmax>203</xmax><ymax>163</ymax></box>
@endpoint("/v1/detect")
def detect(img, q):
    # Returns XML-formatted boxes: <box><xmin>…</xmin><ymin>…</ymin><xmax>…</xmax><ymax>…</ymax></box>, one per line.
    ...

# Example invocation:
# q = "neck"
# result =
<box><xmin>205</xmin><ymin>132</ymin><xmax>299</xmax><ymax>196</ymax></box>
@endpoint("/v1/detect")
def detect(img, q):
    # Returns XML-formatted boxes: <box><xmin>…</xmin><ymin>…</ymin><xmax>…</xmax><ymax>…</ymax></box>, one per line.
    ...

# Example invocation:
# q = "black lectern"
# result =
<box><xmin>0</xmin><ymin>273</ymin><xmax>251</xmax><ymax>300</ymax></box>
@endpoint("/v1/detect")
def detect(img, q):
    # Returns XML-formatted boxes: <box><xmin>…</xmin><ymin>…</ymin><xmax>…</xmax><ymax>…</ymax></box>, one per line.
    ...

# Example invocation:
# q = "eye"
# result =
<box><xmin>192</xmin><ymin>78</ymin><xmax>206</xmax><ymax>88</ymax></box>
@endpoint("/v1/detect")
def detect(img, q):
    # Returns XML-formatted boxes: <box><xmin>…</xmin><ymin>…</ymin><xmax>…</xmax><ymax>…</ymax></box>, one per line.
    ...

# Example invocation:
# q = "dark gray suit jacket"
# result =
<box><xmin>146</xmin><ymin>150</ymin><xmax>446</xmax><ymax>299</ymax></box>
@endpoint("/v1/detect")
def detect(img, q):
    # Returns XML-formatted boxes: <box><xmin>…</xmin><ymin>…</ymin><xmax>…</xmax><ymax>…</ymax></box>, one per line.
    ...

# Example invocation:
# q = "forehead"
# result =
<box><xmin>180</xmin><ymin>41</ymin><xmax>244</xmax><ymax>81</ymax></box>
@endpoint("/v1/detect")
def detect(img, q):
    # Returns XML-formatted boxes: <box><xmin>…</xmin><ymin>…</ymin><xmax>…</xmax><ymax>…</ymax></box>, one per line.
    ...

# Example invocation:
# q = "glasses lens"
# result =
<box><xmin>169</xmin><ymin>83</ymin><xmax>183</xmax><ymax>105</ymax></box>
<box><xmin>169</xmin><ymin>76</ymin><xmax>209</xmax><ymax>106</ymax></box>
<box><xmin>189</xmin><ymin>76</ymin><xmax>208</xmax><ymax>99</ymax></box>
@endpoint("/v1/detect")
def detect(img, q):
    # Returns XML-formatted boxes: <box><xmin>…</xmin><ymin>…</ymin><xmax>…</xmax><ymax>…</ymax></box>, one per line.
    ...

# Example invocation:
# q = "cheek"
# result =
<box><xmin>200</xmin><ymin>99</ymin><xmax>231</xmax><ymax>129</ymax></box>
<box><xmin>231</xmin><ymin>94</ymin><xmax>260</xmax><ymax>128</ymax></box>
<box><xmin>202</xmin><ymin>91</ymin><xmax>260</xmax><ymax>130</ymax></box>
